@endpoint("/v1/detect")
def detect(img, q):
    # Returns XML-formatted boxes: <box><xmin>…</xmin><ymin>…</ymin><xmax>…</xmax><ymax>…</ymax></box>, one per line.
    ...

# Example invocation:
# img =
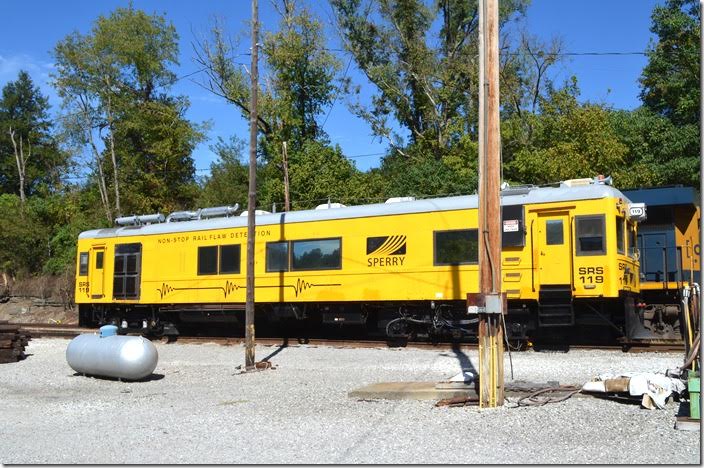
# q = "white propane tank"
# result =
<box><xmin>66</xmin><ymin>329</ymin><xmax>158</xmax><ymax>381</ymax></box>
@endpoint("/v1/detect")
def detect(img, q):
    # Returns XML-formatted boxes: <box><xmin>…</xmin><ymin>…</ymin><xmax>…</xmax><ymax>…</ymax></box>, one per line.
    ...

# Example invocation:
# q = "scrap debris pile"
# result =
<box><xmin>581</xmin><ymin>372</ymin><xmax>686</xmax><ymax>409</ymax></box>
<box><xmin>0</xmin><ymin>321</ymin><xmax>30</xmax><ymax>364</ymax></box>
<box><xmin>582</xmin><ymin>285</ymin><xmax>700</xmax><ymax>413</ymax></box>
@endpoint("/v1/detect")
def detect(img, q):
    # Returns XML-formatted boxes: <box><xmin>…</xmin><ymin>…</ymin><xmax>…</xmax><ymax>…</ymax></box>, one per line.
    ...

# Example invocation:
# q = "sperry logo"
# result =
<box><xmin>367</xmin><ymin>235</ymin><xmax>406</xmax><ymax>267</ymax></box>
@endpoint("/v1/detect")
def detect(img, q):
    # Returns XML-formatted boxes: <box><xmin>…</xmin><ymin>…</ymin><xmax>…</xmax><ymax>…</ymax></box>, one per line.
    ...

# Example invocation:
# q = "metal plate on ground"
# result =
<box><xmin>435</xmin><ymin>382</ymin><xmax>476</xmax><ymax>390</ymax></box>
<box><xmin>349</xmin><ymin>381</ymin><xmax>478</xmax><ymax>401</ymax></box>
<box><xmin>674</xmin><ymin>416</ymin><xmax>701</xmax><ymax>431</ymax></box>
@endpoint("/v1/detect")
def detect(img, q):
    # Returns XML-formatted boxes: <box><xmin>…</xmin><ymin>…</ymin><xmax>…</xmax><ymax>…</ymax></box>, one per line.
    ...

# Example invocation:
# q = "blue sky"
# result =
<box><xmin>0</xmin><ymin>0</ymin><xmax>662</xmax><ymax>174</ymax></box>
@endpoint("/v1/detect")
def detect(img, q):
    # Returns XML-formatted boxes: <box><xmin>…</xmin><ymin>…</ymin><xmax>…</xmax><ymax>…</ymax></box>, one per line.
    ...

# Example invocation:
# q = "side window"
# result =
<box><xmin>219</xmin><ymin>245</ymin><xmax>241</xmax><ymax>274</ymax></box>
<box><xmin>266</xmin><ymin>241</ymin><xmax>289</xmax><ymax>272</ymax></box>
<box><xmin>434</xmin><ymin>229</ymin><xmax>479</xmax><ymax>265</ymax></box>
<box><xmin>96</xmin><ymin>251</ymin><xmax>104</xmax><ymax>269</ymax></box>
<box><xmin>113</xmin><ymin>243</ymin><xmax>141</xmax><ymax>299</ymax></box>
<box><xmin>292</xmin><ymin>238</ymin><xmax>342</xmax><ymax>271</ymax></box>
<box><xmin>616</xmin><ymin>216</ymin><xmax>625</xmax><ymax>254</ymax></box>
<box><xmin>546</xmin><ymin>220</ymin><xmax>564</xmax><ymax>245</ymax></box>
<box><xmin>576</xmin><ymin>215</ymin><xmax>606</xmax><ymax>255</ymax></box>
<box><xmin>628</xmin><ymin>223</ymin><xmax>638</xmax><ymax>258</ymax></box>
<box><xmin>198</xmin><ymin>246</ymin><xmax>218</xmax><ymax>275</ymax></box>
<box><xmin>79</xmin><ymin>252</ymin><xmax>89</xmax><ymax>276</ymax></box>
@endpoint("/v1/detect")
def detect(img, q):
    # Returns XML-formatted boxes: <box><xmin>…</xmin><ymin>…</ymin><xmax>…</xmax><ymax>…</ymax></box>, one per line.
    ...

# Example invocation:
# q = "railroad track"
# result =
<box><xmin>12</xmin><ymin>323</ymin><xmax>686</xmax><ymax>353</ymax></box>
<box><xmin>15</xmin><ymin>323</ymin><xmax>89</xmax><ymax>338</ymax></box>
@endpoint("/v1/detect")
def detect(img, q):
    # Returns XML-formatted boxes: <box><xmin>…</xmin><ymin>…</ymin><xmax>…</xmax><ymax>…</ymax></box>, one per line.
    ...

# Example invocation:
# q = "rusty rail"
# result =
<box><xmin>11</xmin><ymin>323</ymin><xmax>685</xmax><ymax>354</ymax></box>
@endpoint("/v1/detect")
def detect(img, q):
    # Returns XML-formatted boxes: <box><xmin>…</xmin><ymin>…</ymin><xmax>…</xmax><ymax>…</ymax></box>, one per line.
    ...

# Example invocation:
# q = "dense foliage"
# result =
<box><xmin>0</xmin><ymin>0</ymin><xmax>699</xmax><ymax>279</ymax></box>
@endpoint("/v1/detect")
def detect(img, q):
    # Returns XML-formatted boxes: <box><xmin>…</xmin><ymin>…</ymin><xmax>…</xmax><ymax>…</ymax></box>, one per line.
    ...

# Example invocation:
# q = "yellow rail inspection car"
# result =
<box><xmin>75</xmin><ymin>178</ymin><xmax>649</xmax><ymax>342</ymax></box>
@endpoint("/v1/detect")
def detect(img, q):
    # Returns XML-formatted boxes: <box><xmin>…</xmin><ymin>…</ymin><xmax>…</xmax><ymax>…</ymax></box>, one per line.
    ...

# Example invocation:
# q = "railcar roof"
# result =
<box><xmin>79</xmin><ymin>184</ymin><xmax>631</xmax><ymax>239</ymax></box>
<box><xmin>622</xmin><ymin>186</ymin><xmax>698</xmax><ymax>208</ymax></box>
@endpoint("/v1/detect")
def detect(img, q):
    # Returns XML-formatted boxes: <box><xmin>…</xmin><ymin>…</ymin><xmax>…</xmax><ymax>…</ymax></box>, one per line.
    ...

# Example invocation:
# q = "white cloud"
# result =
<box><xmin>0</xmin><ymin>53</ymin><xmax>60</xmax><ymax>108</ymax></box>
<box><xmin>191</xmin><ymin>93</ymin><xmax>224</xmax><ymax>104</ymax></box>
<box><xmin>0</xmin><ymin>53</ymin><xmax>53</xmax><ymax>81</ymax></box>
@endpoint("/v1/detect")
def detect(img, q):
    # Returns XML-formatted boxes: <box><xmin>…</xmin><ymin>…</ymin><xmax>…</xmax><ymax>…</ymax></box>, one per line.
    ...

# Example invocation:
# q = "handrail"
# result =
<box><xmin>677</xmin><ymin>246</ymin><xmax>683</xmax><ymax>290</ymax></box>
<box><xmin>662</xmin><ymin>247</ymin><xmax>668</xmax><ymax>290</ymax></box>
<box><xmin>530</xmin><ymin>219</ymin><xmax>535</xmax><ymax>292</ymax></box>
<box><xmin>569</xmin><ymin>216</ymin><xmax>575</xmax><ymax>291</ymax></box>
<box><xmin>686</xmin><ymin>240</ymin><xmax>694</xmax><ymax>285</ymax></box>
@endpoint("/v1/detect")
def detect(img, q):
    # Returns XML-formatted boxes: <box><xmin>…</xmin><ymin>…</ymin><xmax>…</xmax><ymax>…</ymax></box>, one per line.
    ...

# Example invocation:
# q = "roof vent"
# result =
<box><xmin>199</xmin><ymin>204</ymin><xmax>239</xmax><ymax>219</ymax></box>
<box><xmin>315</xmin><ymin>202</ymin><xmax>346</xmax><ymax>210</ymax></box>
<box><xmin>560</xmin><ymin>175</ymin><xmax>613</xmax><ymax>187</ymax></box>
<box><xmin>166</xmin><ymin>211</ymin><xmax>199</xmax><ymax>222</ymax></box>
<box><xmin>560</xmin><ymin>178</ymin><xmax>592</xmax><ymax>188</ymax></box>
<box><xmin>501</xmin><ymin>184</ymin><xmax>536</xmax><ymax>196</ymax></box>
<box><xmin>115</xmin><ymin>213</ymin><xmax>165</xmax><ymax>226</ymax></box>
<box><xmin>384</xmin><ymin>197</ymin><xmax>415</xmax><ymax>203</ymax></box>
<box><xmin>239</xmin><ymin>209</ymin><xmax>272</xmax><ymax>217</ymax></box>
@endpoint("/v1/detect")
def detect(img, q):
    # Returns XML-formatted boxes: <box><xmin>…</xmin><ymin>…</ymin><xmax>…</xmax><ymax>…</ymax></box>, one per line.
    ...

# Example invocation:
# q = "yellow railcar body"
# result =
<box><xmin>75</xmin><ymin>185</ymin><xmax>641</xmax><ymax>308</ymax></box>
<box><xmin>676</xmin><ymin>204</ymin><xmax>701</xmax><ymax>285</ymax></box>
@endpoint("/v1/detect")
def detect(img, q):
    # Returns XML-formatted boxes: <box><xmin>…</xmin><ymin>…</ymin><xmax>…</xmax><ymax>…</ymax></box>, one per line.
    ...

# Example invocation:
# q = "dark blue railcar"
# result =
<box><xmin>622</xmin><ymin>186</ymin><xmax>700</xmax><ymax>340</ymax></box>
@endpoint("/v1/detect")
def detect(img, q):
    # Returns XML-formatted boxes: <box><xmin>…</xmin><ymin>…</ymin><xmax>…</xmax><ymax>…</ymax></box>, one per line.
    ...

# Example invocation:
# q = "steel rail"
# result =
<box><xmin>12</xmin><ymin>323</ymin><xmax>685</xmax><ymax>353</ymax></box>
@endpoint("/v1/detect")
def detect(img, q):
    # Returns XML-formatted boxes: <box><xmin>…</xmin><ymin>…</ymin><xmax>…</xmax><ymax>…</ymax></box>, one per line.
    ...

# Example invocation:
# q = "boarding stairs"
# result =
<box><xmin>538</xmin><ymin>285</ymin><xmax>574</xmax><ymax>327</ymax></box>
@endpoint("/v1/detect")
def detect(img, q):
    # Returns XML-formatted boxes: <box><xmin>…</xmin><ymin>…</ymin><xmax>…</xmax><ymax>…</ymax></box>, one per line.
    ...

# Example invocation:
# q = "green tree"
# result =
<box><xmin>41</xmin><ymin>188</ymin><xmax>106</xmax><ymax>275</ymax></box>
<box><xmin>196</xmin><ymin>2</ymin><xmax>340</xmax><ymax>147</ymax></box>
<box><xmin>375</xmin><ymin>135</ymin><xmax>479</xmax><ymax>198</ymax></box>
<box><xmin>198</xmin><ymin>136</ymin><xmax>250</xmax><ymax>208</ymax></box>
<box><xmin>0</xmin><ymin>188</ymin><xmax>103</xmax><ymax>276</ymax></box>
<box><xmin>195</xmin><ymin>0</ymin><xmax>368</xmax><ymax>209</ymax></box>
<box><xmin>504</xmin><ymin>79</ymin><xmax>628</xmax><ymax>185</ymax></box>
<box><xmin>53</xmin><ymin>6</ymin><xmax>205</xmax><ymax>218</ymax></box>
<box><xmin>330</xmin><ymin>0</ymin><xmax>574</xmax><ymax>197</ymax></box>
<box><xmin>635</xmin><ymin>0</ymin><xmax>700</xmax><ymax>188</ymax></box>
<box><xmin>0</xmin><ymin>194</ymin><xmax>46</xmax><ymax>275</ymax></box>
<box><xmin>610</xmin><ymin>108</ymin><xmax>699</xmax><ymax>188</ymax></box>
<box><xmin>640</xmin><ymin>0</ymin><xmax>700</xmax><ymax>126</ymax></box>
<box><xmin>0</xmin><ymin>71</ymin><xmax>68</xmax><ymax>201</ymax></box>
<box><xmin>331</xmin><ymin>0</ymin><xmax>530</xmax><ymax>158</ymax></box>
<box><xmin>260</xmin><ymin>140</ymin><xmax>369</xmax><ymax>209</ymax></box>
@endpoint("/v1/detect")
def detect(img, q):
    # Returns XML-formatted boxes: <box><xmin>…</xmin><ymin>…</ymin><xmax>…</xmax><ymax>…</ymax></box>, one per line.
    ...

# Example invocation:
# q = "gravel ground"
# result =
<box><xmin>0</xmin><ymin>338</ymin><xmax>700</xmax><ymax>464</ymax></box>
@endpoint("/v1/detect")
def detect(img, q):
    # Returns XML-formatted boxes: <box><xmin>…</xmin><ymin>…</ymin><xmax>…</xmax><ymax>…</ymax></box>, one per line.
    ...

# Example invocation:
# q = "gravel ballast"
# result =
<box><xmin>0</xmin><ymin>338</ymin><xmax>699</xmax><ymax>464</ymax></box>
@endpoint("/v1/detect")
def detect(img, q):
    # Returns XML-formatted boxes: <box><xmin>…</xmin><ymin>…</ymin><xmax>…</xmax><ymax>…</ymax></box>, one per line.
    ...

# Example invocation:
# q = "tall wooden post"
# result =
<box><xmin>282</xmin><ymin>141</ymin><xmax>291</xmax><ymax>212</ymax></box>
<box><xmin>245</xmin><ymin>0</ymin><xmax>259</xmax><ymax>370</ymax></box>
<box><xmin>477</xmin><ymin>0</ymin><xmax>504</xmax><ymax>408</ymax></box>
<box><xmin>699</xmin><ymin>0</ymin><xmax>703</xmax><ymax>320</ymax></box>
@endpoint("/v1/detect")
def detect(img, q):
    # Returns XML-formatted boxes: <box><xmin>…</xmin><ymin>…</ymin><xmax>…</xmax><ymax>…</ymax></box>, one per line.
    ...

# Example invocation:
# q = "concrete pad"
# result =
<box><xmin>435</xmin><ymin>381</ymin><xmax>478</xmax><ymax>390</ymax></box>
<box><xmin>348</xmin><ymin>380</ymin><xmax>581</xmax><ymax>401</ymax></box>
<box><xmin>348</xmin><ymin>381</ymin><xmax>478</xmax><ymax>401</ymax></box>
<box><xmin>675</xmin><ymin>416</ymin><xmax>701</xmax><ymax>431</ymax></box>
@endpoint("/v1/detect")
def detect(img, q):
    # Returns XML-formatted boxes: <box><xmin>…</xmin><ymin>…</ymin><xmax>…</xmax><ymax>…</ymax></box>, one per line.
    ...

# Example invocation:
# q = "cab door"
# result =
<box><xmin>89</xmin><ymin>245</ymin><xmax>105</xmax><ymax>299</ymax></box>
<box><xmin>537</xmin><ymin>213</ymin><xmax>572</xmax><ymax>287</ymax></box>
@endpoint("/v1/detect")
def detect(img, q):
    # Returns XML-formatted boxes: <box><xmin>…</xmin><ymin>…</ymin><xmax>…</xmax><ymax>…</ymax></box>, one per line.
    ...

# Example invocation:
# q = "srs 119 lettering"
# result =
<box><xmin>578</xmin><ymin>266</ymin><xmax>604</xmax><ymax>284</ymax></box>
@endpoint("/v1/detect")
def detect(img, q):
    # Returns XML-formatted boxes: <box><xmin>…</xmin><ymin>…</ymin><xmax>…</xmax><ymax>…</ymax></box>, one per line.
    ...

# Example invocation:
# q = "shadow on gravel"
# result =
<box><xmin>262</xmin><ymin>341</ymin><xmax>289</xmax><ymax>362</ymax></box>
<box><xmin>451</xmin><ymin>343</ymin><xmax>477</xmax><ymax>375</ymax></box>
<box><xmin>588</xmin><ymin>393</ymin><xmax>642</xmax><ymax>405</ymax></box>
<box><xmin>70</xmin><ymin>372</ymin><xmax>165</xmax><ymax>382</ymax></box>
<box><xmin>533</xmin><ymin>343</ymin><xmax>571</xmax><ymax>353</ymax></box>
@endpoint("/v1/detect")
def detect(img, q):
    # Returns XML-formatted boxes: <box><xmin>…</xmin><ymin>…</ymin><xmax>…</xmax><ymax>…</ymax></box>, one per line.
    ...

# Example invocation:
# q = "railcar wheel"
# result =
<box><xmin>385</xmin><ymin>318</ymin><xmax>410</xmax><ymax>339</ymax></box>
<box><xmin>506</xmin><ymin>339</ymin><xmax>526</xmax><ymax>351</ymax></box>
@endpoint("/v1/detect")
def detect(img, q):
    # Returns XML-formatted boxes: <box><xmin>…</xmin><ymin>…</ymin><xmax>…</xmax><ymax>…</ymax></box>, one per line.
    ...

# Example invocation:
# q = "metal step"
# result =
<box><xmin>538</xmin><ymin>285</ymin><xmax>574</xmax><ymax>327</ymax></box>
<box><xmin>538</xmin><ymin>304</ymin><xmax>574</xmax><ymax>326</ymax></box>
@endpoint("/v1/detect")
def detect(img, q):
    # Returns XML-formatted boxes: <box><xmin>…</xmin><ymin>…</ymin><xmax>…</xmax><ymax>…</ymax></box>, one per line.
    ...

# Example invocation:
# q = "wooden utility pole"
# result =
<box><xmin>245</xmin><ymin>0</ymin><xmax>259</xmax><ymax>371</ymax></box>
<box><xmin>476</xmin><ymin>0</ymin><xmax>504</xmax><ymax>408</ymax></box>
<box><xmin>282</xmin><ymin>141</ymin><xmax>291</xmax><ymax>211</ymax></box>
<box><xmin>699</xmin><ymin>0</ymin><xmax>703</xmax><ymax>321</ymax></box>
